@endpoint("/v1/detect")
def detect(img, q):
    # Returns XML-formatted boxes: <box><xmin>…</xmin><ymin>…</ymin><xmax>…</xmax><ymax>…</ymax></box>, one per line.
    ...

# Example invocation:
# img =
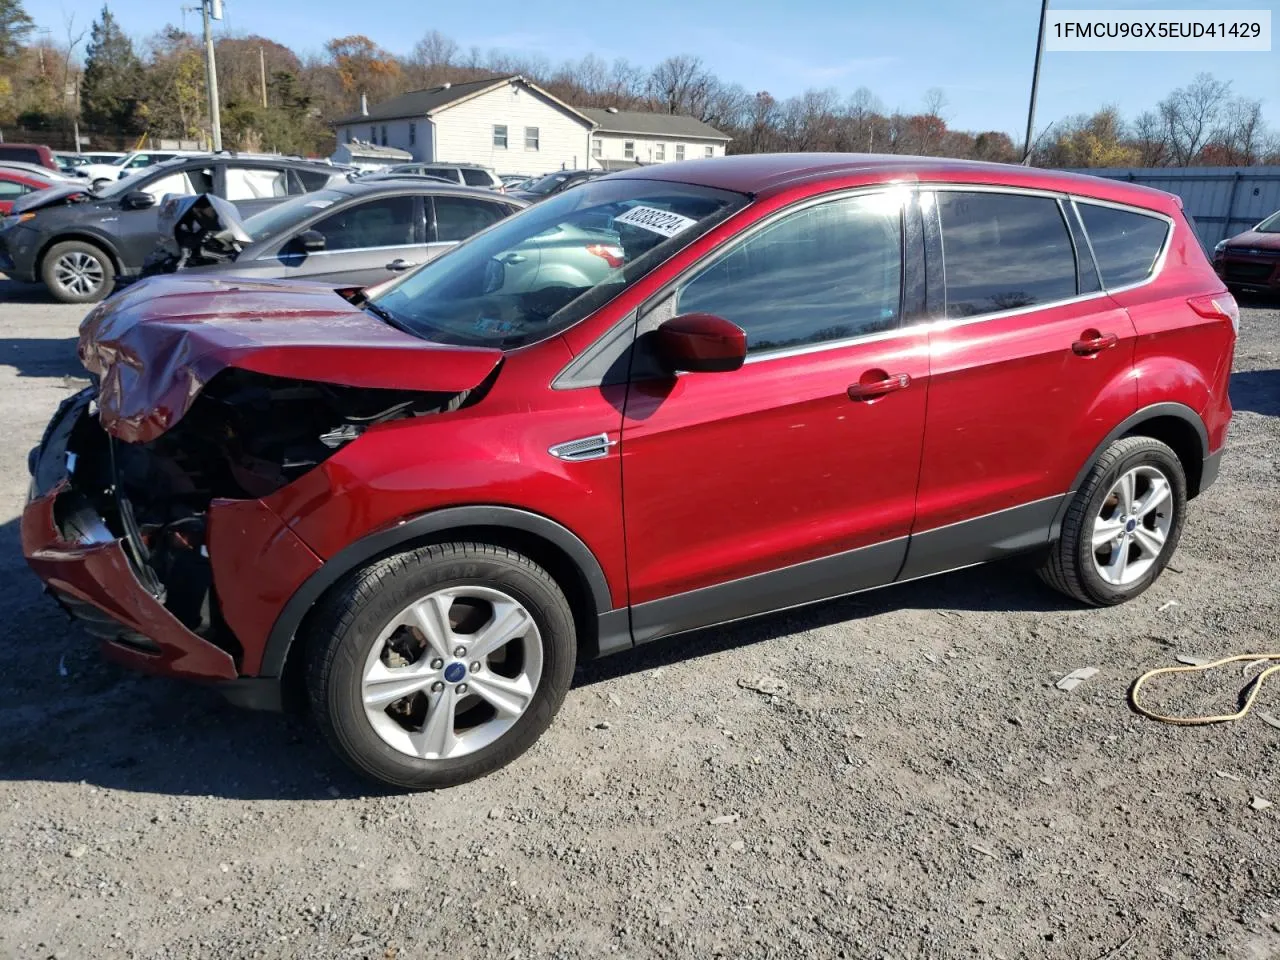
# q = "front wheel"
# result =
<box><xmin>1039</xmin><ymin>436</ymin><xmax>1187</xmax><ymax>606</ymax></box>
<box><xmin>41</xmin><ymin>240</ymin><xmax>116</xmax><ymax>304</ymax></box>
<box><xmin>306</xmin><ymin>542</ymin><xmax>577</xmax><ymax>790</ymax></box>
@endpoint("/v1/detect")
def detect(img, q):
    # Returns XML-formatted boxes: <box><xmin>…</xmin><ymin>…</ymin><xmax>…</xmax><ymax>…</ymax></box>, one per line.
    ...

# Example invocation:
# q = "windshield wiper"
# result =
<box><xmin>363</xmin><ymin>301</ymin><xmax>412</xmax><ymax>335</ymax></box>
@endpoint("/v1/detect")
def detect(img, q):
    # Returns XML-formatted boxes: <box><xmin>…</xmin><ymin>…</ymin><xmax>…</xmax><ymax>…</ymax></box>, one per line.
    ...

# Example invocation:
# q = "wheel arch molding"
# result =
<box><xmin>257</xmin><ymin>505</ymin><xmax>617</xmax><ymax>680</ymax></box>
<box><xmin>1052</xmin><ymin>401</ymin><xmax>1209</xmax><ymax>539</ymax></box>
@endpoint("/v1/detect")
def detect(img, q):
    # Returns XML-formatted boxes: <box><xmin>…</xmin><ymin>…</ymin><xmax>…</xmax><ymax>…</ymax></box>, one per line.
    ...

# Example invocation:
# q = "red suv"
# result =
<box><xmin>23</xmin><ymin>155</ymin><xmax>1237</xmax><ymax>789</ymax></box>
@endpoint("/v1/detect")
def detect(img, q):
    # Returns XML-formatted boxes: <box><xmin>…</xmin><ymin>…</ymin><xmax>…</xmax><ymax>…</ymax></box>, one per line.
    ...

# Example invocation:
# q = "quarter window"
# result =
<box><xmin>525</xmin><ymin>126</ymin><xmax>540</xmax><ymax>150</ymax></box>
<box><xmin>937</xmin><ymin>191</ymin><xmax>1077</xmax><ymax>318</ymax></box>
<box><xmin>676</xmin><ymin>192</ymin><xmax>904</xmax><ymax>356</ymax></box>
<box><xmin>433</xmin><ymin>197</ymin><xmax>508</xmax><ymax>242</ymax></box>
<box><xmin>310</xmin><ymin>195</ymin><xmax>416</xmax><ymax>251</ymax></box>
<box><xmin>461</xmin><ymin>168</ymin><xmax>494</xmax><ymax>187</ymax></box>
<box><xmin>493</xmin><ymin>125</ymin><xmax>508</xmax><ymax>149</ymax></box>
<box><xmin>1077</xmin><ymin>202</ymin><xmax>1169</xmax><ymax>288</ymax></box>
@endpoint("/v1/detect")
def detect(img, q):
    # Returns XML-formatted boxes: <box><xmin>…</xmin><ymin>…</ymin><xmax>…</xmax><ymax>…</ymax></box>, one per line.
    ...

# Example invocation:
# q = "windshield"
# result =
<box><xmin>1256</xmin><ymin>210</ymin><xmax>1280</xmax><ymax>233</ymax></box>
<box><xmin>241</xmin><ymin>189</ymin><xmax>346</xmax><ymax>243</ymax></box>
<box><xmin>369</xmin><ymin>178</ymin><xmax>748</xmax><ymax>349</ymax></box>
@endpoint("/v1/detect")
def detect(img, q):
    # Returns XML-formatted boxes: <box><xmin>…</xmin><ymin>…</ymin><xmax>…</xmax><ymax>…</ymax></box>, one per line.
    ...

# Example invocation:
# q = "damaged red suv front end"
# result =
<box><xmin>23</xmin><ymin>274</ymin><xmax>502</xmax><ymax>705</ymax></box>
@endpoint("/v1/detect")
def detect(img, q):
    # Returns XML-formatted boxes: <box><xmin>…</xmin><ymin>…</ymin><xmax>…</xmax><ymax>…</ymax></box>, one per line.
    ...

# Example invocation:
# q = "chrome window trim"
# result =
<box><xmin>257</xmin><ymin>241</ymin><xmax>423</xmax><ymax>261</ymax></box>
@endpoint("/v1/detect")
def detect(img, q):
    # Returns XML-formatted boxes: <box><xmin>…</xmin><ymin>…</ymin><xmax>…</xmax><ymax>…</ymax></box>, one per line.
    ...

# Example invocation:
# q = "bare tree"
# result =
<box><xmin>1213</xmin><ymin>96</ymin><xmax>1266</xmax><ymax>165</ymax></box>
<box><xmin>1131</xmin><ymin>110</ymin><xmax>1169</xmax><ymax>166</ymax></box>
<box><xmin>1159</xmin><ymin>72</ymin><xmax>1231</xmax><ymax>165</ymax></box>
<box><xmin>648</xmin><ymin>54</ymin><xmax>713</xmax><ymax>117</ymax></box>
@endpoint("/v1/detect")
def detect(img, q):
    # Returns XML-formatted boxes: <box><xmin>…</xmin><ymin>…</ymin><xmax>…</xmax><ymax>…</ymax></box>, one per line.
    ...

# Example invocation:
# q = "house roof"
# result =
<box><xmin>332</xmin><ymin>76</ymin><xmax>594</xmax><ymax>128</ymax></box>
<box><xmin>580</xmin><ymin>108</ymin><xmax>730</xmax><ymax>142</ymax></box>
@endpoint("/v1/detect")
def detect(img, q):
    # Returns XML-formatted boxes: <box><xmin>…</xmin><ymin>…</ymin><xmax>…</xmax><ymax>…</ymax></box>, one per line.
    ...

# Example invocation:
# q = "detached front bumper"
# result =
<box><xmin>22</xmin><ymin>389</ymin><xmax>323</xmax><ymax>705</ymax></box>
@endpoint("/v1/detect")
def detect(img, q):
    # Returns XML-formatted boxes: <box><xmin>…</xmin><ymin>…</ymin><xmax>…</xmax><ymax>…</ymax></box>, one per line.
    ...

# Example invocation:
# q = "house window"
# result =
<box><xmin>654</xmin><ymin>143</ymin><xmax>665</xmax><ymax>161</ymax></box>
<box><xmin>493</xmin><ymin>124</ymin><xmax>508</xmax><ymax>148</ymax></box>
<box><xmin>345</xmin><ymin>129</ymin><xmax>351</xmax><ymax>144</ymax></box>
<box><xmin>705</xmin><ymin>145</ymin><xmax>713</xmax><ymax>158</ymax></box>
<box><xmin>676</xmin><ymin>144</ymin><xmax>685</xmax><ymax>161</ymax></box>
<box><xmin>409</xmin><ymin>122</ymin><xmax>416</xmax><ymax>146</ymax></box>
<box><xmin>369</xmin><ymin>126</ymin><xmax>376</xmax><ymax>143</ymax></box>
<box><xmin>624</xmin><ymin>140</ymin><xmax>635</xmax><ymax>160</ymax></box>
<box><xmin>525</xmin><ymin>126</ymin><xmax>540</xmax><ymax>150</ymax></box>
<box><xmin>380</xmin><ymin>126</ymin><xmax>387</xmax><ymax>146</ymax></box>
<box><xmin>591</xmin><ymin>138</ymin><xmax>602</xmax><ymax>158</ymax></box>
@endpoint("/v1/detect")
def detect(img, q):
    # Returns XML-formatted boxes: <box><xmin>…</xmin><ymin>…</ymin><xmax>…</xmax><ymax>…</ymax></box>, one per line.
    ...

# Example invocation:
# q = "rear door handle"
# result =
<box><xmin>1072</xmin><ymin>332</ymin><xmax>1119</xmax><ymax>355</ymax></box>
<box><xmin>848</xmin><ymin>373</ymin><xmax>911</xmax><ymax>401</ymax></box>
<box><xmin>386</xmin><ymin>258</ymin><xmax>411</xmax><ymax>272</ymax></box>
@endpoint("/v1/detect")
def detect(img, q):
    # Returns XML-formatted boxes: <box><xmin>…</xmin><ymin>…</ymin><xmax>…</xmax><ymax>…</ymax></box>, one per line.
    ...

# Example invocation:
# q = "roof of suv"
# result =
<box><xmin>607</xmin><ymin>153</ymin><xmax>1180</xmax><ymax>212</ymax></box>
<box><xmin>324</xmin><ymin>178</ymin><xmax>526</xmax><ymax>204</ymax></box>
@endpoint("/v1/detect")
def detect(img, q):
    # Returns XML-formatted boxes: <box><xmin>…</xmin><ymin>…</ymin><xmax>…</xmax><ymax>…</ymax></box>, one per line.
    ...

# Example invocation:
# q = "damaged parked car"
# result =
<box><xmin>143</xmin><ymin>179</ymin><xmax>525</xmax><ymax>288</ymax></box>
<box><xmin>25</xmin><ymin>157</ymin><xmax>1236</xmax><ymax>790</ymax></box>
<box><xmin>0</xmin><ymin>154</ymin><xmax>349</xmax><ymax>303</ymax></box>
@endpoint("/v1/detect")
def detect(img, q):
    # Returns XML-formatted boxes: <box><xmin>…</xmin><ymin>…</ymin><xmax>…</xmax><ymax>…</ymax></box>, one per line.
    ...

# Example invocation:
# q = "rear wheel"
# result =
<box><xmin>41</xmin><ymin>240</ymin><xmax>116</xmax><ymax>304</ymax></box>
<box><xmin>1039</xmin><ymin>436</ymin><xmax>1187</xmax><ymax>606</ymax></box>
<box><xmin>306</xmin><ymin>542</ymin><xmax>577</xmax><ymax>790</ymax></box>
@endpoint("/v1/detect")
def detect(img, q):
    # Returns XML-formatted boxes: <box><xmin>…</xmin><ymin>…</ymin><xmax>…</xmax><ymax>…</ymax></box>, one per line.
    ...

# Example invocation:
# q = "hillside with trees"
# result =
<box><xmin>3</xmin><ymin>2</ymin><xmax>1275</xmax><ymax>166</ymax></box>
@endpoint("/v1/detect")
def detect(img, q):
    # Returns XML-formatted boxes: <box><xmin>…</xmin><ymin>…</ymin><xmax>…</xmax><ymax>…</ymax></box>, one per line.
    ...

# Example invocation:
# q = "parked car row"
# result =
<box><xmin>1214</xmin><ymin>208</ymin><xmax>1280</xmax><ymax>295</ymax></box>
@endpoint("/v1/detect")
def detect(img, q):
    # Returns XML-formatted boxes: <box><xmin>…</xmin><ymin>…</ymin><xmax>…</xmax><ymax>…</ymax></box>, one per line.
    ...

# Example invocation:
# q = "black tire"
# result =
<box><xmin>306</xmin><ymin>542</ymin><xmax>577</xmax><ymax>790</ymax></box>
<box><xmin>1040</xmin><ymin>436</ymin><xmax>1187</xmax><ymax>606</ymax></box>
<box><xmin>41</xmin><ymin>240</ymin><xmax>116</xmax><ymax>304</ymax></box>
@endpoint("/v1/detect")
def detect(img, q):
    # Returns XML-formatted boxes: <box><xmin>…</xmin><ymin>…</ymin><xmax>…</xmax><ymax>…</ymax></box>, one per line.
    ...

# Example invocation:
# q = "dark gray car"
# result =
<box><xmin>172</xmin><ymin>179</ymin><xmax>525</xmax><ymax>287</ymax></box>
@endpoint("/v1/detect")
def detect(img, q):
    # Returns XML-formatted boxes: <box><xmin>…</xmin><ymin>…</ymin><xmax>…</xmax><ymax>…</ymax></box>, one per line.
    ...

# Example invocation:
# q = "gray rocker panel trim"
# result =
<box><xmin>630</xmin><ymin>537</ymin><xmax>908</xmax><ymax>647</ymax></box>
<box><xmin>258</xmin><ymin>505</ymin><xmax>616</xmax><ymax>678</ymax></box>
<box><xmin>897</xmin><ymin>494</ymin><xmax>1066</xmax><ymax>582</ymax></box>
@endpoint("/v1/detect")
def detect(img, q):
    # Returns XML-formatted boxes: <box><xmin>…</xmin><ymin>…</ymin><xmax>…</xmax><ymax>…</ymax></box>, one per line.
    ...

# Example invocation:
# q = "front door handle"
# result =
<box><xmin>1072</xmin><ymin>331</ymin><xmax>1119</xmax><ymax>355</ymax></box>
<box><xmin>386</xmin><ymin>258</ymin><xmax>411</xmax><ymax>272</ymax></box>
<box><xmin>848</xmin><ymin>372</ymin><xmax>911</xmax><ymax>401</ymax></box>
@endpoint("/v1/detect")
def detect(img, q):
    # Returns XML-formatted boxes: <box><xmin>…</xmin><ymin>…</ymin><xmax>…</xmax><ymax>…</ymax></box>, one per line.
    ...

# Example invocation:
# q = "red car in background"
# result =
<box><xmin>1214</xmin><ymin>208</ymin><xmax>1280</xmax><ymax>294</ymax></box>
<box><xmin>0</xmin><ymin>166</ymin><xmax>56</xmax><ymax>214</ymax></box>
<box><xmin>23</xmin><ymin>154</ymin><xmax>1237</xmax><ymax>790</ymax></box>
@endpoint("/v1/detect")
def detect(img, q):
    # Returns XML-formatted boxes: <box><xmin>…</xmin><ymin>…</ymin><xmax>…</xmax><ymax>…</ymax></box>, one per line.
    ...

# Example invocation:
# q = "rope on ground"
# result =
<box><xmin>1130</xmin><ymin>654</ymin><xmax>1280</xmax><ymax>724</ymax></box>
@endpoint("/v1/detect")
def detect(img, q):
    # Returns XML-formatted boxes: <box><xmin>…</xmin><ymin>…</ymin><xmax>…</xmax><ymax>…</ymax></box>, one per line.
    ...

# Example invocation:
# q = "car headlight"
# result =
<box><xmin>1214</xmin><ymin>239</ymin><xmax>1228</xmax><ymax>254</ymax></box>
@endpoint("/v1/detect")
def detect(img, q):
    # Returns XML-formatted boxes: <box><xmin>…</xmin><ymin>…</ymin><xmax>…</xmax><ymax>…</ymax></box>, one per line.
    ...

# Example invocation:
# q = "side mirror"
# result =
<box><xmin>298</xmin><ymin>229</ymin><xmax>326</xmax><ymax>252</ymax></box>
<box><xmin>122</xmin><ymin>190</ymin><xmax>155</xmax><ymax>210</ymax></box>
<box><xmin>655</xmin><ymin>313</ymin><xmax>747</xmax><ymax>374</ymax></box>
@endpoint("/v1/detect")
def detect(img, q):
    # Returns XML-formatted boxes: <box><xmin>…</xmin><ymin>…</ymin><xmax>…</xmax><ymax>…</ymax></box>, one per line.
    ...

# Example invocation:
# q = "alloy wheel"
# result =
<box><xmin>52</xmin><ymin>252</ymin><xmax>106</xmax><ymax>298</ymax></box>
<box><xmin>360</xmin><ymin>586</ymin><xmax>543</xmax><ymax>761</ymax></box>
<box><xmin>1091</xmin><ymin>465</ymin><xmax>1175</xmax><ymax>586</ymax></box>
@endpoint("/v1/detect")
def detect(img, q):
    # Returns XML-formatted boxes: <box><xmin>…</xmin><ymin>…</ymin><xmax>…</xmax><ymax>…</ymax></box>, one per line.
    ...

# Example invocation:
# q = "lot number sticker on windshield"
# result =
<box><xmin>614</xmin><ymin>205</ymin><xmax>698</xmax><ymax>237</ymax></box>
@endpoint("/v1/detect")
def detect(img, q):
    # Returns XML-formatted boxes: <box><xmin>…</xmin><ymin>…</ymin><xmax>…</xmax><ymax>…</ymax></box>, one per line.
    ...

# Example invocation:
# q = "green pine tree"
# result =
<box><xmin>81</xmin><ymin>5</ymin><xmax>145</xmax><ymax>134</ymax></box>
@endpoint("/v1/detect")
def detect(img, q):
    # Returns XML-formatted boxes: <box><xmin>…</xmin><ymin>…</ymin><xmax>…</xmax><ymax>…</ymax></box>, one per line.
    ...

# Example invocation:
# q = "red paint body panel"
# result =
<box><xmin>621</xmin><ymin>333</ymin><xmax>929</xmax><ymax>603</ymax></box>
<box><xmin>78</xmin><ymin>274</ymin><xmax>503</xmax><ymax>443</ymax></box>
<box><xmin>0</xmin><ymin>169</ymin><xmax>55</xmax><ymax>214</ymax></box>
<box><xmin>21</xmin><ymin>483</ymin><xmax>238</xmax><ymax>681</ymax></box>
<box><xmin>266</xmin><ymin>338</ymin><xmax>633</xmax><ymax>610</ymax></box>
<box><xmin>917</xmin><ymin>298</ymin><xmax>1138</xmax><ymax>530</ymax></box>
<box><xmin>206</xmin><ymin>496</ymin><xmax>324</xmax><ymax>676</ymax></box>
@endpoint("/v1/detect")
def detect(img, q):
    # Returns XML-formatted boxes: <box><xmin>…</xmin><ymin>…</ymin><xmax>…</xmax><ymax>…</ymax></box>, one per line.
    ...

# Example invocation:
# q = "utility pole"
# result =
<box><xmin>259</xmin><ymin>46</ymin><xmax>268</xmax><ymax>108</ymax></box>
<box><xmin>202</xmin><ymin>0</ymin><xmax>224</xmax><ymax>151</ymax></box>
<box><xmin>1022</xmin><ymin>0</ymin><xmax>1050</xmax><ymax>165</ymax></box>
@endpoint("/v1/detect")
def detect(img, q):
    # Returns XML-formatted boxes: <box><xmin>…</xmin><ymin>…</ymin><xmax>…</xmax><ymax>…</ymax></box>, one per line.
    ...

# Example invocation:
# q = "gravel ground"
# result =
<box><xmin>0</xmin><ymin>279</ymin><xmax>1277</xmax><ymax>960</ymax></box>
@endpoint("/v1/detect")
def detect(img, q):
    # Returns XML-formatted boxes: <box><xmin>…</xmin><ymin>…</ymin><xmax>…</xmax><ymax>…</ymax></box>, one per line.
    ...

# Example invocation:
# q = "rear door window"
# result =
<box><xmin>425</xmin><ymin>168</ymin><xmax>462</xmax><ymax>184</ymax></box>
<box><xmin>677</xmin><ymin>191</ymin><xmax>904</xmax><ymax>355</ymax></box>
<box><xmin>310</xmin><ymin>195</ymin><xmax>417</xmax><ymax>250</ymax></box>
<box><xmin>1077</xmin><ymin>202</ymin><xmax>1170</xmax><ymax>288</ymax></box>
<box><xmin>937</xmin><ymin>191</ymin><xmax>1077</xmax><ymax>317</ymax></box>
<box><xmin>225</xmin><ymin>166</ymin><xmax>288</xmax><ymax>200</ymax></box>
<box><xmin>432</xmin><ymin>196</ymin><xmax>509</xmax><ymax>242</ymax></box>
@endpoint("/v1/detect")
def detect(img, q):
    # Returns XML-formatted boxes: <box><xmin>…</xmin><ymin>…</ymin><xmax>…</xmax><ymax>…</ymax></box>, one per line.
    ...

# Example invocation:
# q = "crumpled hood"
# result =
<box><xmin>79</xmin><ymin>274</ymin><xmax>503</xmax><ymax>443</ymax></box>
<box><xmin>1224</xmin><ymin>229</ymin><xmax>1280</xmax><ymax>252</ymax></box>
<box><xmin>13</xmin><ymin>183</ymin><xmax>96</xmax><ymax>214</ymax></box>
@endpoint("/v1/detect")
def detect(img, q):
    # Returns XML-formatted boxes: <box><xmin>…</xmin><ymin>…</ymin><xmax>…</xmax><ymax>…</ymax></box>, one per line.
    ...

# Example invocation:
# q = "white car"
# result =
<box><xmin>78</xmin><ymin>150</ymin><xmax>207</xmax><ymax>189</ymax></box>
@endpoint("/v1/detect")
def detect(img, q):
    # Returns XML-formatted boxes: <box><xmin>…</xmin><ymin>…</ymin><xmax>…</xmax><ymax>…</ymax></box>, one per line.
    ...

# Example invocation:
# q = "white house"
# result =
<box><xmin>332</xmin><ymin>77</ymin><xmax>734</xmax><ymax>176</ymax></box>
<box><xmin>580</xmin><ymin>108</ymin><xmax>731</xmax><ymax>170</ymax></box>
<box><xmin>332</xmin><ymin>76</ymin><xmax>595</xmax><ymax>175</ymax></box>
